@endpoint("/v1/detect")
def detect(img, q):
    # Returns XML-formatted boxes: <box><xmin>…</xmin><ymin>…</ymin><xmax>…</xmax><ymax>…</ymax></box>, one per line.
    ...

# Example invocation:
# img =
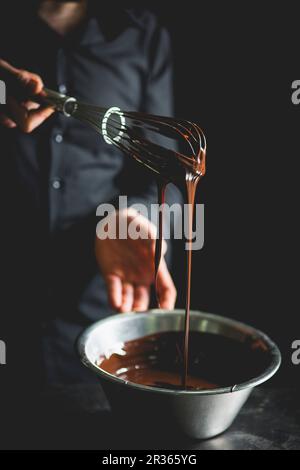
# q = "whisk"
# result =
<box><xmin>39</xmin><ymin>88</ymin><xmax>206</xmax><ymax>182</ymax></box>
<box><xmin>40</xmin><ymin>88</ymin><xmax>206</xmax><ymax>379</ymax></box>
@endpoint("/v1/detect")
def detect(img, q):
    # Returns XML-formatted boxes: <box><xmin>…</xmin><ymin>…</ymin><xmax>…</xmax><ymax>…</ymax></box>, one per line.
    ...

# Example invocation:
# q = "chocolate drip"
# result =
<box><xmin>151</xmin><ymin>147</ymin><xmax>204</xmax><ymax>388</ymax></box>
<box><xmin>183</xmin><ymin>172</ymin><xmax>200</xmax><ymax>387</ymax></box>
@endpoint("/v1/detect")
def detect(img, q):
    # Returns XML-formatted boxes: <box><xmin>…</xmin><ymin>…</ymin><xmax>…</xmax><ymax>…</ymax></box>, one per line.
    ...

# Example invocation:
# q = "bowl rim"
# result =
<box><xmin>76</xmin><ymin>309</ymin><xmax>281</xmax><ymax>396</ymax></box>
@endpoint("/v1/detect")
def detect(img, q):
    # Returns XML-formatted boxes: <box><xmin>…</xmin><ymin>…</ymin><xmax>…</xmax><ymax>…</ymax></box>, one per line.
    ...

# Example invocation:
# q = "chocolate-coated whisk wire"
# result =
<box><xmin>39</xmin><ymin>87</ymin><xmax>206</xmax><ymax>178</ymax></box>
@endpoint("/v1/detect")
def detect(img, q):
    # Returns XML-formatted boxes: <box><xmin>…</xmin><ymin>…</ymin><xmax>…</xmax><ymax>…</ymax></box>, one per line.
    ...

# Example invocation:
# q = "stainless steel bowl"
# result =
<box><xmin>77</xmin><ymin>310</ymin><xmax>281</xmax><ymax>440</ymax></box>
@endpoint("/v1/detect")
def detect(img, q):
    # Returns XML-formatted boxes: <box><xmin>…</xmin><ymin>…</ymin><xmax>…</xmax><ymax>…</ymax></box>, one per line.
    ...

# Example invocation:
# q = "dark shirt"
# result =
<box><xmin>0</xmin><ymin>6</ymin><xmax>176</xmax><ymax>386</ymax></box>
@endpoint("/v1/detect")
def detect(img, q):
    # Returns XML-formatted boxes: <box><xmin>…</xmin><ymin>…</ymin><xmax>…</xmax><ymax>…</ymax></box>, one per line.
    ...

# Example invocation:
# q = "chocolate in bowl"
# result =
<box><xmin>77</xmin><ymin>310</ymin><xmax>281</xmax><ymax>439</ymax></box>
<box><xmin>97</xmin><ymin>330</ymin><xmax>271</xmax><ymax>392</ymax></box>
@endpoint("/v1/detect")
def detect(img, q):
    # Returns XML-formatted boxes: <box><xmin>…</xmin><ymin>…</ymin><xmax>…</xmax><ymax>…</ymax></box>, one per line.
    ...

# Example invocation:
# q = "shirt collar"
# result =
<box><xmin>33</xmin><ymin>7</ymin><xmax>136</xmax><ymax>48</ymax></box>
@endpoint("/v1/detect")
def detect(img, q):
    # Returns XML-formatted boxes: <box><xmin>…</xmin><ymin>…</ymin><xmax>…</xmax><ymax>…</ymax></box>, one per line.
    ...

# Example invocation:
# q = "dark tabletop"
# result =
<box><xmin>2</xmin><ymin>384</ymin><xmax>299</xmax><ymax>450</ymax></box>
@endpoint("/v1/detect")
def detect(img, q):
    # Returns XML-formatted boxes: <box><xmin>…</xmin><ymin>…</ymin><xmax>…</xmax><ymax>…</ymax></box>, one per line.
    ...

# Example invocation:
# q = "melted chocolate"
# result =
<box><xmin>182</xmin><ymin>173</ymin><xmax>200</xmax><ymax>386</ymax></box>
<box><xmin>98</xmin><ymin>331</ymin><xmax>270</xmax><ymax>391</ymax></box>
<box><xmin>154</xmin><ymin>169</ymin><xmax>204</xmax><ymax>388</ymax></box>
<box><xmin>152</xmin><ymin>141</ymin><xmax>206</xmax><ymax>386</ymax></box>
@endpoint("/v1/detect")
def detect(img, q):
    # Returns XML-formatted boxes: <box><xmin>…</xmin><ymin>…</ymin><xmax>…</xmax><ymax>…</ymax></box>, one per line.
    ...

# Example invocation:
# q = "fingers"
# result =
<box><xmin>21</xmin><ymin>100</ymin><xmax>40</xmax><ymax>111</ymax></box>
<box><xmin>0</xmin><ymin>61</ymin><xmax>52</xmax><ymax>132</ymax></box>
<box><xmin>0</xmin><ymin>60</ymin><xmax>43</xmax><ymax>89</ymax></box>
<box><xmin>132</xmin><ymin>285</ymin><xmax>150</xmax><ymax>312</ymax></box>
<box><xmin>106</xmin><ymin>260</ymin><xmax>175</xmax><ymax>314</ymax></box>
<box><xmin>105</xmin><ymin>274</ymin><xmax>122</xmax><ymax>310</ymax></box>
<box><xmin>7</xmin><ymin>96</ymin><xmax>54</xmax><ymax>133</ymax></box>
<box><xmin>16</xmin><ymin>70</ymin><xmax>44</xmax><ymax>96</ymax></box>
<box><xmin>105</xmin><ymin>275</ymin><xmax>150</xmax><ymax>313</ymax></box>
<box><xmin>156</xmin><ymin>258</ymin><xmax>177</xmax><ymax>310</ymax></box>
<box><xmin>0</xmin><ymin>113</ymin><xmax>16</xmax><ymax>128</ymax></box>
<box><xmin>120</xmin><ymin>283</ymin><xmax>134</xmax><ymax>313</ymax></box>
<box><xmin>120</xmin><ymin>283</ymin><xmax>150</xmax><ymax>313</ymax></box>
<box><xmin>0</xmin><ymin>60</ymin><xmax>44</xmax><ymax>99</ymax></box>
<box><xmin>21</xmin><ymin>106</ymin><xmax>54</xmax><ymax>133</ymax></box>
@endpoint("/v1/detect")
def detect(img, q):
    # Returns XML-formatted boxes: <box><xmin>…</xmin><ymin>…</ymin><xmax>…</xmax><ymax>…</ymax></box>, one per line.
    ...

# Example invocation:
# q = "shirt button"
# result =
<box><xmin>52</xmin><ymin>179</ymin><xmax>62</xmax><ymax>190</ymax></box>
<box><xmin>54</xmin><ymin>133</ymin><xmax>63</xmax><ymax>144</ymax></box>
<box><xmin>59</xmin><ymin>84</ymin><xmax>67</xmax><ymax>95</ymax></box>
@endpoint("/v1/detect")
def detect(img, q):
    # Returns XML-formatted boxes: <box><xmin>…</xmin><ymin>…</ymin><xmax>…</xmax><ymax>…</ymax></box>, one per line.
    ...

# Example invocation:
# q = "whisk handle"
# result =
<box><xmin>0</xmin><ymin>68</ymin><xmax>77</xmax><ymax>117</ymax></box>
<box><xmin>37</xmin><ymin>87</ymin><xmax>78</xmax><ymax>117</ymax></box>
<box><xmin>43</xmin><ymin>87</ymin><xmax>67</xmax><ymax>101</ymax></box>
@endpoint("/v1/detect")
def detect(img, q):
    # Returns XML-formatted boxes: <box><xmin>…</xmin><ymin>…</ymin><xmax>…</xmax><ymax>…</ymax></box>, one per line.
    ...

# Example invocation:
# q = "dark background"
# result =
<box><xmin>0</xmin><ymin>2</ymin><xmax>299</xmax><ymax>451</ymax></box>
<box><xmin>148</xmin><ymin>3</ymin><xmax>300</xmax><ymax>385</ymax></box>
<box><xmin>0</xmin><ymin>2</ymin><xmax>298</xmax><ymax>389</ymax></box>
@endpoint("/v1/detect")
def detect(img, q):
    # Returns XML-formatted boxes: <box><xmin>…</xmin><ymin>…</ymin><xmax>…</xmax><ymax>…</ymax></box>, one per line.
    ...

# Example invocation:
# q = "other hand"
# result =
<box><xmin>95</xmin><ymin>208</ymin><xmax>177</xmax><ymax>313</ymax></box>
